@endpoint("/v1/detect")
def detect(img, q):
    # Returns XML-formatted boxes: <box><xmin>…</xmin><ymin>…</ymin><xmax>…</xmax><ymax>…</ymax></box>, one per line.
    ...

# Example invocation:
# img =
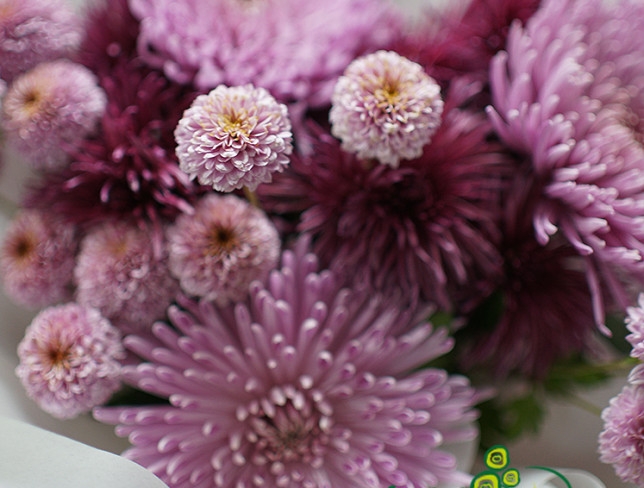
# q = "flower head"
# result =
<box><xmin>2</xmin><ymin>60</ymin><xmax>106</xmax><ymax>171</ymax></box>
<box><xmin>24</xmin><ymin>59</ymin><xmax>204</xmax><ymax>231</ymax></box>
<box><xmin>0</xmin><ymin>209</ymin><xmax>77</xmax><ymax>308</ymax></box>
<box><xmin>74</xmin><ymin>220</ymin><xmax>178</xmax><ymax>333</ymax></box>
<box><xmin>0</xmin><ymin>0</ymin><xmax>81</xmax><ymax>83</ymax></box>
<box><xmin>175</xmin><ymin>84</ymin><xmax>292</xmax><ymax>192</ymax></box>
<box><xmin>458</xmin><ymin>176</ymin><xmax>598</xmax><ymax>378</ymax></box>
<box><xmin>599</xmin><ymin>383</ymin><xmax>644</xmax><ymax>486</ymax></box>
<box><xmin>95</xmin><ymin>241</ymin><xmax>480</xmax><ymax>488</ymax></box>
<box><xmin>487</xmin><ymin>0</ymin><xmax>644</xmax><ymax>327</ymax></box>
<box><xmin>168</xmin><ymin>194</ymin><xmax>280</xmax><ymax>305</ymax></box>
<box><xmin>16</xmin><ymin>303</ymin><xmax>124</xmax><ymax>419</ymax></box>
<box><xmin>260</xmin><ymin>78</ymin><xmax>507</xmax><ymax>308</ymax></box>
<box><xmin>129</xmin><ymin>0</ymin><xmax>399</xmax><ymax>107</ymax></box>
<box><xmin>330</xmin><ymin>50</ymin><xmax>444</xmax><ymax>168</ymax></box>
<box><xmin>626</xmin><ymin>294</ymin><xmax>644</xmax><ymax>362</ymax></box>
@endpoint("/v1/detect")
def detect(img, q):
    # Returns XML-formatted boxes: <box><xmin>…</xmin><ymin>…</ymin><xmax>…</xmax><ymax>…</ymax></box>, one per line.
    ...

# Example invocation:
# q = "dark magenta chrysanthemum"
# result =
<box><xmin>95</xmin><ymin>240</ymin><xmax>479</xmax><ymax>488</ymax></box>
<box><xmin>0</xmin><ymin>209</ymin><xmax>77</xmax><ymax>308</ymax></box>
<box><xmin>128</xmin><ymin>0</ymin><xmax>400</xmax><ymax>107</ymax></box>
<box><xmin>74</xmin><ymin>220</ymin><xmax>178</xmax><ymax>333</ymax></box>
<box><xmin>77</xmin><ymin>0</ymin><xmax>140</xmax><ymax>74</ymax></box>
<box><xmin>16</xmin><ymin>302</ymin><xmax>124</xmax><ymax>419</ymax></box>
<box><xmin>2</xmin><ymin>59</ymin><xmax>106</xmax><ymax>171</ymax></box>
<box><xmin>459</xmin><ymin>176</ymin><xmax>598</xmax><ymax>377</ymax></box>
<box><xmin>0</xmin><ymin>0</ymin><xmax>81</xmax><ymax>83</ymax></box>
<box><xmin>260</xmin><ymin>78</ymin><xmax>508</xmax><ymax>308</ymax></box>
<box><xmin>24</xmin><ymin>59</ymin><xmax>205</xmax><ymax>230</ymax></box>
<box><xmin>393</xmin><ymin>0</ymin><xmax>540</xmax><ymax>89</ymax></box>
<box><xmin>175</xmin><ymin>84</ymin><xmax>292</xmax><ymax>192</ymax></box>
<box><xmin>167</xmin><ymin>194</ymin><xmax>280</xmax><ymax>305</ymax></box>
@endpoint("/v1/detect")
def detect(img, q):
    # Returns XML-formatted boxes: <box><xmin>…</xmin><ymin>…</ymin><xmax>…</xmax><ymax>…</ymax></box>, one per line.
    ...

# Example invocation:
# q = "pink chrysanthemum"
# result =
<box><xmin>330</xmin><ymin>50</ymin><xmax>444</xmax><ymax>168</ymax></box>
<box><xmin>24</xmin><ymin>59</ymin><xmax>204</xmax><ymax>231</ymax></box>
<box><xmin>599</xmin><ymin>383</ymin><xmax>644</xmax><ymax>486</ymax></box>
<box><xmin>626</xmin><ymin>294</ymin><xmax>644</xmax><ymax>362</ymax></box>
<box><xmin>175</xmin><ymin>84</ymin><xmax>292</xmax><ymax>192</ymax></box>
<box><xmin>95</xmin><ymin>240</ymin><xmax>480</xmax><ymax>488</ymax></box>
<box><xmin>167</xmin><ymin>194</ymin><xmax>280</xmax><ymax>305</ymax></box>
<box><xmin>487</xmin><ymin>0</ymin><xmax>644</xmax><ymax>327</ymax></box>
<box><xmin>2</xmin><ymin>60</ymin><xmax>106</xmax><ymax>171</ymax></box>
<box><xmin>0</xmin><ymin>209</ymin><xmax>77</xmax><ymax>308</ymax></box>
<box><xmin>260</xmin><ymin>78</ymin><xmax>507</xmax><ymax>308</ymax></box>
<box><xmin>0</xmin><ymin>0</ymin><xmax>80</xmax><ymax>83</ymax></box>
<box><xmin>16</xmin><ymin>303</ymin><xmax>124</xmax><ymax>420</ymax></box>
<box><xmin>128</xmin><ymin>0</ymin><xmax>399</xmax><ymax>107</ymax></box>
<box><xmin>74</xmin><ymin>220</ymin><xmax>178</xmax><ymax>333</ymax></box>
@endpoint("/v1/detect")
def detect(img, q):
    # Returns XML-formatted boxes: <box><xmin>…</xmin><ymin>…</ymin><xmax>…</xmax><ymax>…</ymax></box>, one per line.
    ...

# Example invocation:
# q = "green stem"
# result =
<box><xmin>564</xmin><ymin>393</ymin><xmax>603</xmax><ymax>417</ymax></box>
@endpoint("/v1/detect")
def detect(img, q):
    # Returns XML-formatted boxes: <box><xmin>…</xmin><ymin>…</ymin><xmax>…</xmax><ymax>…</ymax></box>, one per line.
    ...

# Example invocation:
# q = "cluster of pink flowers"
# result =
<box><xmin>2</xmin><ymin>0</ymin><xmax>644</xmax><ymax>485</ymax></box>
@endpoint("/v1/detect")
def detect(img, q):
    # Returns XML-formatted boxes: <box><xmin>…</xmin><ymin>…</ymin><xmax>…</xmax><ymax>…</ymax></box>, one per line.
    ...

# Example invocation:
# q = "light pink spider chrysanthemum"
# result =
<box><xmin>626</xmin><ymin>293</ymin><xmax>644</xmax><ymax>362</ymax></box>
<box><xmin>74</xmin><ymin>221</ymin><xmax>178</xmax><ymax>333</ymax></box>
<box><xmin>0</xmin><ymin>209</ymin><xmax>77</xmax><ymax>308</ymax></box>
<box><xmin>95</xmin><ymin>240</ymin><xmax>480</xmax><ymax>488</ymax></box>
<box><xmin>0</xmin><ymin>0</ymin><xmax>81</xmax><ymax>83</ymax></box>
<box><xmin>2</xmin><ymin>59</ymin><xmax>106</xmax><ymax>171</ymax></box>
<box><xmin>16</xmin><ymin>303</ymin><xmax>124</xmax><ymax>419</ymax></box>
<box><xmin>168</xmin><ymin>194</ymin><xmax>280</xmax><ymax>305</ymax></box>
<box><xmin>175</xmin><ymin>84</ymin><xmax>292</xmax><ymax>192</ymax></box>
<box><xmin>487</xmin><ymin>0</ymin><xmax>644</xmax><ymax>326</ymax></box>
<box><xmin>330</xmin><ymin>50</ymin><xmax>444</xmax><ymax>168</ymax></box>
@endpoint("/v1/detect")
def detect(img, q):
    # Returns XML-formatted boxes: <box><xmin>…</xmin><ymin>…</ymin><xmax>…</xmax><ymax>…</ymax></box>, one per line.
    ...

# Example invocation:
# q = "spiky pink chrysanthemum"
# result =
<box><xmin>0</xmin><ymin>209</ymin><xmax>77</xmax><ymax>308</ymax></box>
<box><xmin>175</xmin><ymin>84</ymin><xmax>292</xmax><ymax>192</ymax></box>
<box><xmin>23</xmin><ymin>59</ymin><xmax>204</xmax><ymax>231</ymax></box>
<box><xmin>487</xmin><ymin>0</ymin><xmax>644</xmax><ymax>327</ymax></box>
<box><xmin>167</xmin><ymin>194</ymin><xmax>280</xmax><ymax>305</ymax></box>
<box><xmin>330</xmin><ymin>50</ymin><xmax>443</xmax><ymax>168</ymax></box>
<box><xmin>2</xmin><ymin>60</ymin><xmax>106</xmax><ymax>171</ymax></box>
<box><xmin>95</xmin><ymin>240</ymin><xmax>480</xmax><ymax>488</ymax></box>
<box><xmin>129</xmin><ymin>0</ymin><xmax>399</xmax><ymax>107</ymax></box>
<box><xmin>599</xmin><ymin>383</ymin><xmax>644</xmax><ymax>486</ymax></box>
<box><xmin>260</xmin><ymin>78</ymin><xmax>507</xmax><ymax>308</ymax></box>
<box><xmin>0</xmin><ymin>0</ymin><xmax>80</xmax><ymax>83</ymax></box>
<box><xmin>74</xmin><ymin>220</ymin><xmax>178</xmax><ymax>333</ymax></box>
<box><xmin>16</xmin><ymin>302</ymin><xmax>124</xmax><ymax>419</ymax></box>
<box><xmin>626</xmin><ymin>294</ymin><xmax>644</xmax><ymax>362</ymax></box>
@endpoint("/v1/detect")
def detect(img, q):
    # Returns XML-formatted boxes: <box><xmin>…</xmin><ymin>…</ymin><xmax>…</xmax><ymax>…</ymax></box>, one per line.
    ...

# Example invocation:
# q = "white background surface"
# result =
<box><xmin>0</xmin><ymin>0</ymin><xmax>638</xmax><ymax>486</ymax></box>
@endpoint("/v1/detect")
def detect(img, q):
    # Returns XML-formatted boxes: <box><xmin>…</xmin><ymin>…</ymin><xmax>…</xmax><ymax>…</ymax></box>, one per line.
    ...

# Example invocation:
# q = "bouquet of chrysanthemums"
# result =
<box><xmin>1</xmin><ymin>0</ymin><xmax>644</xmax><ymax>486</ymax></box>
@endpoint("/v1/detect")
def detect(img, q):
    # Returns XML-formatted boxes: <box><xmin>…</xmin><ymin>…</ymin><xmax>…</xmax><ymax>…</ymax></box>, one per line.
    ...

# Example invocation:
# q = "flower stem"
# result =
<box><xmin>243</xmin><ymin>187</ymin><xmax>261</xmax><ymax>209</ymax></box>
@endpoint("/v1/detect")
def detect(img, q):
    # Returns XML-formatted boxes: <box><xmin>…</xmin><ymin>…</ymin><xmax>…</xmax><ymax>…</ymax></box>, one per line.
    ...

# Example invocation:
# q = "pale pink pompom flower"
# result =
<box><xmin>0</xmin><ymin>209</ymin><xmax>77</xmax><ymax>308</ymax></box>
<box><xmin>175</xmin><ymin>84</ymin><xmax>292</xmax><ymax>192</ymax></box>
<box><xmin>330</xmin><ymin>50</ymin><xmax>444</xmax><ymax>168</ymax></box>
<box><xmin>2</xmin><ymin>59</ymin><xmax>106</xmax><ymax>171</ymax></box>
<box><xmin>74</xmin><ymin>221</ymin><xmax>178</xmax><ymax>333</ymax></box>
<box><xmin>16</xmin><ymin>303</ymin><xmax>124</xmax><ymax>419</ymax></box>
<box><xmin>599</xmin><ymin>383</ymin><xmax>644</xmax><ymax>486</ymax></box>
<box><xmin>167</xmin><ymin>194</ymin><xmax>280</xmax><ymax>305</ymax></box>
